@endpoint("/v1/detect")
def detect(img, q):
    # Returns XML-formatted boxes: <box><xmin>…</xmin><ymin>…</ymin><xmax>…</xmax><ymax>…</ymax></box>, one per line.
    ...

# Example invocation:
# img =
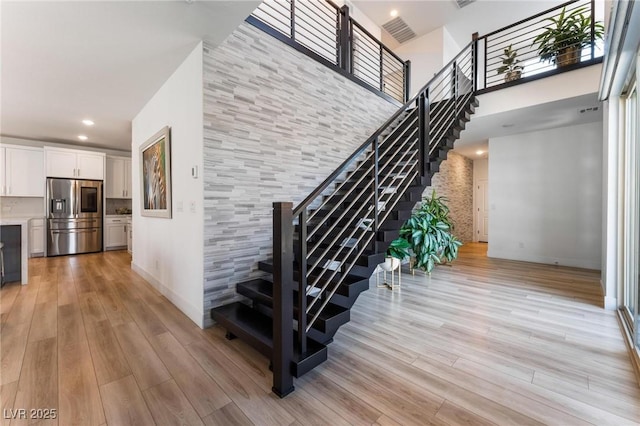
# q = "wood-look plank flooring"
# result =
<box><xmin>1</xmin><ymin>244</ymin><xmax>639</xmax><ymax>425</ymax></box>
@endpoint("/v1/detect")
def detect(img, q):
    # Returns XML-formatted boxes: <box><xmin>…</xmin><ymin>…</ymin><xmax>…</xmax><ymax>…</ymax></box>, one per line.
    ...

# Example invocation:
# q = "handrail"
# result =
<box><xmin>292</xmin><ymin>40</ymin><xmax>474</xmax><ymax>217</ymax></box>
<box><xmin>475</xmin><ymin>0</ymin><xmax>603</xmax><ymax>93</ymax></box>
<box><xmin>270</xmin><ymin>33</ymin><xmax>477</xmax><ymax>397</ymax></box>
<box><xmin>350</xmin><ymin>18</ymin><xmax>405</xmax><ymax>64</ymax></box>
<box><xmin>250</xmin><ymin>0</ymin><xmax>409</xmax><ymax>103</ymax></box>
<box><xmin>478</xmin><ymin>0</ymin><xmax>578</xmax><ymax>40</ymax></box>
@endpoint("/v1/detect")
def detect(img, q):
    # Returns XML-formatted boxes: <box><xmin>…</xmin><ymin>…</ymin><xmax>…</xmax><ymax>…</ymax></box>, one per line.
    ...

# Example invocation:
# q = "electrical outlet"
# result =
<box><xmin>190</xmin><ymin>201</ymin><xmax>196</xmax><ymax>213</ymax></box>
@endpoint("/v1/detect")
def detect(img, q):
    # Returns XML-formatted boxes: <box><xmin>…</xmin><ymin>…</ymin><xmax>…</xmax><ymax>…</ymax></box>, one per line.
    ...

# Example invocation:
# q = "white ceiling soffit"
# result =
<box><xmin>1</xmin><ymin>1</ymin><xmax>260</xmax><ymax>151</ymax></box>
<box><xmin>382</xmin><ymin>17</ymin><xmax>416</xmax><ymax>43</ymax></box>
<box><xmin>453</xmin><ymin>93</ymin><xmax>603</xmax><ymax>158</ymax></box>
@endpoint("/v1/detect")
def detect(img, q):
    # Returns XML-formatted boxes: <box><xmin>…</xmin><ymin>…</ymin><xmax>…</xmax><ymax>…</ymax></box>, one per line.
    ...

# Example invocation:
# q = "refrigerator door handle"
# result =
<box><xmin>52</xmin><ymin>229</ymin><xmax>98</xmax><ymax>234</ymax></box>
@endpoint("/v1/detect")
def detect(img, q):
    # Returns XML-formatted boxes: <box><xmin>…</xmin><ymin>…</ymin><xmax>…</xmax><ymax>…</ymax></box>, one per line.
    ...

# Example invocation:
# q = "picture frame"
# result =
<box><xmin>140</xmin><ymin>126</ymin><xmax>172</xmax><ymax>218</ymax></box>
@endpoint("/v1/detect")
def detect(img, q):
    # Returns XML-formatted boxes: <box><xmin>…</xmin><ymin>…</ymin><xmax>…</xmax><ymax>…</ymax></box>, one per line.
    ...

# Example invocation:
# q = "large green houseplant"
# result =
<box><xmin>532</xmin><ymin>6</ymin><xmax>604</xmax><ymax>67</ymax></box>
<box><xmin>497</xmin><ymin>44</ymin><xmax>523</xmax><ymax>82</ymax></box>
<box><xmin>397</xmin><ymin>190</ymin><xmax>462</xmax><ymax>274</ymax></box>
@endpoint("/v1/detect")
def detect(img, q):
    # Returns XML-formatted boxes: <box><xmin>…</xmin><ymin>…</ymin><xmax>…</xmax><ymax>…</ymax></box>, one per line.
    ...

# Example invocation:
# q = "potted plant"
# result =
<box><xmin>398</xmin><ymin>190</ymin><xmax>462</xmax><ymax>274</ymax></box>
<box><xmin>383</xmin><ymin>237</ymin><xmax>411</xmax><ymax>271</ymax></box>
<box><xmin>497</xmin><ymin>44</ymin><xmax>523</xmax><ymax>82</ymax></box>
<box><xmin>532</xmin><ymin>6</ymin><xmax>604</xmax><ymax>67</ymax></box>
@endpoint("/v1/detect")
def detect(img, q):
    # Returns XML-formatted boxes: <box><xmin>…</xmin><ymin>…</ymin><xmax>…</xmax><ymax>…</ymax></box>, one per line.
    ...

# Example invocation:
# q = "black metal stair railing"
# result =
<box><xmin>475</xmin><ymin>0</ymin><xmax>603</xmax><ymax>93</ymax></box>
<box><xmin>249</xmin><ymin>0</ymin><xmax>410</xmax><ymax>103</ymax></box>
<box><xmin>271</xmin><ymin>40</ymin><xmax>476</xmax><ymax>396</ymax></box>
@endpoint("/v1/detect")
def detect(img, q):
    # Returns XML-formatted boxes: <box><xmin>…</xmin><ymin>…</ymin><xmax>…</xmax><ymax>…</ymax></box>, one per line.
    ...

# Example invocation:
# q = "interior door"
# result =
<box><xmin>476</xmin><ymin>179</ymin><xmax>489</xmax><ymax>242</ymax></box>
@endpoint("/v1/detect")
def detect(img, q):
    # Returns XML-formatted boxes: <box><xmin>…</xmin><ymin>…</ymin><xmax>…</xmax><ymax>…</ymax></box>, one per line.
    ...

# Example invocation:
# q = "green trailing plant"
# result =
<box><xmin>398</xmin><ymin>190</ymin><xmax>462</xmax><ymax>274</ymax></box>
<box><xmin>386</xmin><ymin>237</ymin><xmax>411</xmax><ymax>260</ymax></box>
<box><xmin>531</xmin><ymin>6</ymin><xmax>604</xmax><ymax>67</ymax></box>
<box><xmin>496</xmin><ymin>44</ymin><xmax>523</xmax><ymax>82</ymax></box>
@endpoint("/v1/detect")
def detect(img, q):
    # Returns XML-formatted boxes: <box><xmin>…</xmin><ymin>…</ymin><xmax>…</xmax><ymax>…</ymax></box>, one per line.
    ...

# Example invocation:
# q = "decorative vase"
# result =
<box><xmin>380</xmin><ymin>256</ymin><xmax>400</xmax><ymax>272</ymax></box>
<box><xmin>557</xmin><ymin>46</ymin><xmax>581</xmax><ymax>67</ymax></box>
<box><xmin>504</xmin><ymin>70</ymin><xmax>522</xmax><ymax>82</ymax></box>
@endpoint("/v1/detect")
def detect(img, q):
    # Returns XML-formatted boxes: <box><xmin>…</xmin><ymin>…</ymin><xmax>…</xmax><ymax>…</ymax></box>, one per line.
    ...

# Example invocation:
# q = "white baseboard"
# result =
<box><xmin>131</xmin><ymin>262</ymin><xmax>204</xmax><ymax>328</ymax></box>
<box><xmin>487</xmin><ymin>250</ymin><xmax>601</xmax><ymax>270</ymax></box>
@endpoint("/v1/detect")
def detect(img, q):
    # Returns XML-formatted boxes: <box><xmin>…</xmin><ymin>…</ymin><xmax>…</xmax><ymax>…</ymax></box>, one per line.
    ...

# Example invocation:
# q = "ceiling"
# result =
<box><xmin>352</xmin><ymin>0</ymin><xmax>568</xmax><ymax>49</ymax></box>
<box><xmin>453</xmin><ymin>93</ymin><xmax>603</xmax><ymax>159</ymax></box>
<box><xmin>1</xmin><ymin>0</ymin><xmax>259</xmax><ymax>152</ymax></box>
<box><xmin>2</xmin><ymin>0</ymin><xmax>602</xmax><ymax>156</ymax></box>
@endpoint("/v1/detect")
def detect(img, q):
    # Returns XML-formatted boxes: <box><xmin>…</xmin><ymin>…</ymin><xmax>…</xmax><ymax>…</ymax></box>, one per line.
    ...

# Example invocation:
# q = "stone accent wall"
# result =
<box><xmin>202</xmin><ymin>23</ymin><xmax>399</xmax><ymax>324</ymax></box>
<box><xmin>424</xmin><ymin>152</ymin><xmax>474</xmax><ymax>242</ymax></box>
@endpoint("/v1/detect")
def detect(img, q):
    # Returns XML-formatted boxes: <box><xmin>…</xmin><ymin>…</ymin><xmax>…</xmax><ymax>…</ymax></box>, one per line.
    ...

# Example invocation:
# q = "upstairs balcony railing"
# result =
<box><xmin>248</xmin><ymin>0</ymin><xmax>410</xmax><ymax>103</ymax></box>
<box><xmin>474</xmin><ymin>0</ymin><xmax>603</xmax><ymax>93</ymax></box>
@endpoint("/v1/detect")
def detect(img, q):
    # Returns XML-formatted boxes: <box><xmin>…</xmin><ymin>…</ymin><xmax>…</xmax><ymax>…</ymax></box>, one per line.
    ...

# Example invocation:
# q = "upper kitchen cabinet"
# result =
<box><xmin>45</xmin><ymin>147</ymin><xmax>105</xmax><ymax>180</ymax></box>
<box><xmin>0</xmin><ymin>145</ymin><xmax>45</xmax><ymax>197</ymax></box>
<box><xmin>106</xmin><ymin>156</ymin><xmax>132</xmax><ymax>198</ymax></box>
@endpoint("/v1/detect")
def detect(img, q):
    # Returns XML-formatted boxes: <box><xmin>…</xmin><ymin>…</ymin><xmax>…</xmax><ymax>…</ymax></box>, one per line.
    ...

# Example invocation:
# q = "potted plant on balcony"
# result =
<box><xmin>398</xmin><ymin>190</ymin><xmax>462</xmax><ymax>274</ymax></box>
<box><xmin>532</xmin><ymin>6</ymin><xmax>604</xmax><ymax>68</ymax></box>
<box><xmin>497</xmin><ymin>44</ymin><xmax>523</xmax><ymax>82</ymax></box>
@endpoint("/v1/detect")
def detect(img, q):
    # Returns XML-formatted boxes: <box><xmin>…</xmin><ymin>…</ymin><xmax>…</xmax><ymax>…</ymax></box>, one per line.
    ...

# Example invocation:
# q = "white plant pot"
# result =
<box><xmin>380</xmin><ymin>256</ymin><xmax>400</xmax><ymax>272</ymax></box>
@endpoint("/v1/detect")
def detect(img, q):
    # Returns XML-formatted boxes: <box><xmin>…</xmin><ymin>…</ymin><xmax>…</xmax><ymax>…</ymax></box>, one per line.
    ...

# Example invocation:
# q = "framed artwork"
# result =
<box><xmin>140</xmin><ymin>126</ymin><xmax>172</xmax><ymax>218</ymax></box>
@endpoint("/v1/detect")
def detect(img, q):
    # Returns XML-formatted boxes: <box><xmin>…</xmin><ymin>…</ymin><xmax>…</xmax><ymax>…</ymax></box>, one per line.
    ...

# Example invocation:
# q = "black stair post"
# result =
<box><xmin>472</xmin><ymin>32</ymin><xmax>479</xmax><ymax>92</ymax></box>
<box><xmin>272</xmin><ymin>202</ymin><xmax>294</xmax><ymax>398</ymax></box>
<box><xmin>338</xmin><ymin>5</ymin><xmax>351</xmax><ymax>73</ymax></box>
<box><xmin>418</xmin><ymin>92</ymin><xmax>427</xmax><ymax>177</ymax></box>
<box><xmin>403</xmin><ymin>60</ymin><xmax>411</xmax><ymax>103</ymax></box>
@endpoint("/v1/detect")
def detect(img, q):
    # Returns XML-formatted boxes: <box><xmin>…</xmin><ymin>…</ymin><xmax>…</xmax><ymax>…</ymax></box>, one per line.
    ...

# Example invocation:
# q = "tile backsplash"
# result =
<box><xmin>105</xmin><ymin>198</ymin><xmax>132</xmax><ymax>215</ymax></box>
<box><xmin>0</xmin><ymin>197</ymin><xmax>45</xmax><ymax>218</ymax></box>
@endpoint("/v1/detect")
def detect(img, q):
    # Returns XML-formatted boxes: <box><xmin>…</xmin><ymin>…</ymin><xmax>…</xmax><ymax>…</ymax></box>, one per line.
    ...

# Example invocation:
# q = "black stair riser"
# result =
<box><xmin>247</xmin><ymin>296</ymin><xmax>350</xmax><ymax>337</ymax></box>
<box><xmin>210</xmin><ymin>302</ymin><xmax>328</xmax><ymax>378</ymax></box>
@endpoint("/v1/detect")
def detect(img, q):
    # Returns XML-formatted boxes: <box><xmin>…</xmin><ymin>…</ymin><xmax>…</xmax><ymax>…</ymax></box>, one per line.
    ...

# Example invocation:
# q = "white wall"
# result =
<box><xmin>488</xmin><ymin>121</ymin><xmax>603</xmax><ymax>269</ymax></box>
<box><xmin>442</xmin><ymin>26</ymin><xmax>461</xmax><ymax>65</ymax></box>
<box><xmin>394</xmin><ymin>27</ymin><xmax>445</xmax><ymax>97</ymax></box>
<box><xmin>131</xmin><ymin>42</ymin><xmax>204</xmax><ymax>327</ymax></box>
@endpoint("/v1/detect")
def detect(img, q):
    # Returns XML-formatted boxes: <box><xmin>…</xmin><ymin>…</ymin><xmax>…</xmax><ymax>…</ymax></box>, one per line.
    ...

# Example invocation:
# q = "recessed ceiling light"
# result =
<box><xmin>390</xmin><ymin>9</ymin><xmax>398</xmax><ymax>17</ymax></box>
<box><xmin>476</xmin><ymin>150</ymin><xmax>484</xmax><ymax>155</ymax></box>
<box><xmin>78</xmin><ymin>135</ymin><xmax>88</xmax><ymax>141</ymax></box>
<box><xmin>82</xmin><ymin>119</ymin><xmax>94</xmax><ymax>126</ymax></box>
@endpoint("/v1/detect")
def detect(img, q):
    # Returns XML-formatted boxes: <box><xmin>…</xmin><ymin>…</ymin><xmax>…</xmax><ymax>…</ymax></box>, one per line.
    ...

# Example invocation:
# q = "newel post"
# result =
<box><xmin>338</xmin><ymin>5</ymin><xmax>351</xmax><ymax>72</ymax></box>
<box><xmin>272</xmin><ymin>202</ymin><xmax>294</xmax><ymax>398</ymax></box>
<box><xmin>403</xmin><ymin>60</ymin><xmax>411</xmax><ymax>103</ymax></box>
<box><xmin>472</xmin><ymin>32</ymin><xmax>479</xmax><ymax>92</ymax></box>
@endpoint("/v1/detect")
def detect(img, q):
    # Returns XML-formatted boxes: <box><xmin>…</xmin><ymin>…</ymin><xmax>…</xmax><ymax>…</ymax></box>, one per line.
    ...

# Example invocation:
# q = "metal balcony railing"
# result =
<box><xmin>474</xmin><ymin>0</ymin><xmax>604</xmax><ymax>93</ymax></box>
<box><xmin>248</xmin><ymin>0</ymin><xmax>410</xmax><ymax>103</ymax></box>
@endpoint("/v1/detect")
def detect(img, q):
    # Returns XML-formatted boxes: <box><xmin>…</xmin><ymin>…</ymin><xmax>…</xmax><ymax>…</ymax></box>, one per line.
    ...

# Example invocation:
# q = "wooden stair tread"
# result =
<box><xmin>210</xmin><ymin>302</ymin><xmax>328</xmax><ymax>377</ymax></box>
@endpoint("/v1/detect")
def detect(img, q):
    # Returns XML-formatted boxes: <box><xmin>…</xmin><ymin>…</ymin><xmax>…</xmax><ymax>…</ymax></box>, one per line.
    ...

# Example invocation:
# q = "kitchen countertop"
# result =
<box><xmin>0</xmin><ymin>218</ymin><xmax>30</xmax><ymax>285</ymax></box>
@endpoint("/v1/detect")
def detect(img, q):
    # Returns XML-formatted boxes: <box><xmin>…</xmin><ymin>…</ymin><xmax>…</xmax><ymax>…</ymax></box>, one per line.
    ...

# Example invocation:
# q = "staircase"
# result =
<box><xmin>212</xmin><ymin>41</ymin><xmax>479</xmax><ymax>397</ymax></box>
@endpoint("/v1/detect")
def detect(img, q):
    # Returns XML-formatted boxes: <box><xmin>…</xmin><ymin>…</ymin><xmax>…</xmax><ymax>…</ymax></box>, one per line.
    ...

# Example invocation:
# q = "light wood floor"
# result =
<box><xmin>1</xmin><ymin>244</ymin><xmax>639</xmax><ymax>425</ymax></box>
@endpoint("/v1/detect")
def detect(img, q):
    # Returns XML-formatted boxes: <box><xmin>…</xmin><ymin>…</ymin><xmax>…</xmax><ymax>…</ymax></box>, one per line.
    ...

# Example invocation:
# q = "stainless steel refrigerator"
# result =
<box><xmin>46</xmin><ymin>178</ymin><xmax>103</xmax><ymax>256</ymax></box>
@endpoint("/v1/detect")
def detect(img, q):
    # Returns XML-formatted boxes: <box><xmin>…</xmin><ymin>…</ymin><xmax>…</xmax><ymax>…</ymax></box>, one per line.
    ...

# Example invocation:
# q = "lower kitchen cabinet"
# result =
<box><xmin>105</xmin><ymin>217</ymin><xmax>128</xmax><ymax>249</ymax></box>
<box><xmin>29</xmin><ymin>218</ymin><xmax>45</xmax><ymax>257</ymax></box>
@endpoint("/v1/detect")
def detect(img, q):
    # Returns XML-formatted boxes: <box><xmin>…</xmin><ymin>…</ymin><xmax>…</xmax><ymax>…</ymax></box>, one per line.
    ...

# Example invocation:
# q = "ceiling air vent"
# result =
<box><xmin>382</xmin><ymin>17</ymin><xmax>416</xmax><ymax>44</ymax></box>
<box><xmin>578</xmin><ymin>106</ymin><xmax>600</xmax><ymax>114</ymax></box>
<box><xmin>454</xmin><ymin>0</ymin><xmax>476</xmax><ymax>8</ymax></box>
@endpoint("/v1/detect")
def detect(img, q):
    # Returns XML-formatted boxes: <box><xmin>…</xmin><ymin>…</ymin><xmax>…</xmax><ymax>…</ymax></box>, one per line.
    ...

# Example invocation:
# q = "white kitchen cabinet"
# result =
<box><xmin>106</xmin><ymin>156</ymin><xmax>132</xmax><ymax>198</ymax></box>
<box><xmin>45</xmin><ymin>147</ymin><xmax>104</xmax><ymax>180</ymax></box>
<box><xmin>105</xmin><ymin>217</ymin><xmax>128</xmax><ymax>249</ymax></box>
<box><xmin>29</xmin><ymin>218</ymin><xmax>45</xmax><ymax>257</ymax></box>
<box><xmin>0</xmin><ymin>146</ymin><xmax>44</xmax><ymax>197</ymax></box>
